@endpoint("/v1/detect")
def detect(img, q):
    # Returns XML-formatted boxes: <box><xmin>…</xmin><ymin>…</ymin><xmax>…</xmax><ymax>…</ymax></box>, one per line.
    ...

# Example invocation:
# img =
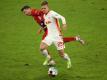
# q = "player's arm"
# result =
<box><xmin>37</xmin><ymin>27</ymin><xmax>42</xmax><ymax>35</ymax></box>
<box><xmin>52</xmin><ymin>11</ymin><xmax>67</xmax><ymax>30</ymax></box>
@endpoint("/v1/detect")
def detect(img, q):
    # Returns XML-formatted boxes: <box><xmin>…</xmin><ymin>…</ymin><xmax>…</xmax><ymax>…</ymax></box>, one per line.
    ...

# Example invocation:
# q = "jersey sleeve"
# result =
<box><xmin>51</xmin><ymin>11</ymin><xmax>66</xmax><ymax>24</ymax></box>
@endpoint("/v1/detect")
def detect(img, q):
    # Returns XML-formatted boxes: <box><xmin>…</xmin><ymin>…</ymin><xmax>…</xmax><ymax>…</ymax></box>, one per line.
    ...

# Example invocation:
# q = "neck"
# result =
<box><xmin>46</xmin><ymin>10</ymin><xmax>50</xmax><ymax>15</ymax></box>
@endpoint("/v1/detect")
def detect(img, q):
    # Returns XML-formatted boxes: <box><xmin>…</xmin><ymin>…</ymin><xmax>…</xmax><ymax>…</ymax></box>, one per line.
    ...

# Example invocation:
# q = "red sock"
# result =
<box><xmin>63</xmin><ymin>37</ymin><xmax>76</xmax><ymax>43</ymax></box>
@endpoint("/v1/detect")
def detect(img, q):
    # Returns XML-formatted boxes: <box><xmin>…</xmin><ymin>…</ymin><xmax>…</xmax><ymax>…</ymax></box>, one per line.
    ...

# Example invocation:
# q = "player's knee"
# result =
<box><xmin>60</xmin><ymin>54</ymin><xmax>64</xmax><ymax>58</ymax></box>
<box><xmin>40</xmin><ymin>48</ymin><xmax>45</xmax><ymax>52</ymax></box>
<box><xmin>40</xmin><ymin>45</ymin><xmax>45</xmax><ymax>51</ymax></box>
<box><xmin>58</xmin><ymin>51</ymin><xmax>64</xmax><ymax>57</ymax></box>
<box><xmin>40</xmin><ymin>42</ymin><xmax>47</xmax><ymax>51</ymax></box>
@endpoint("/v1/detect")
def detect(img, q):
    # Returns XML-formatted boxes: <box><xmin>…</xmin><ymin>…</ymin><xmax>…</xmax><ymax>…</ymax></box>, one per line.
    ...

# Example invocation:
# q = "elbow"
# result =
<box><xmin>62</xmin><ymin>17</ymin><xmax>66</xmax><ymax>24</ymax></box>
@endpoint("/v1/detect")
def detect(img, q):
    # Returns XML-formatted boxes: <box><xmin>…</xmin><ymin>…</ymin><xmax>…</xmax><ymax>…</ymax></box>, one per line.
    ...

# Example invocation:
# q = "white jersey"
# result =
<box><xmin>44</xmin><ymin>10</ymin><xmax>66</xmax><ymax>37</ymax></box>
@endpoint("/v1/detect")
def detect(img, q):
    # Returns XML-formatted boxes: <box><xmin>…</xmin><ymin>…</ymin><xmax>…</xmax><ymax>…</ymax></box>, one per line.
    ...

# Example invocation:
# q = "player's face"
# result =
<box><xmin>41</xmin><ymin>5</ymin><xmax>49</xmax><ymax>14</ymax></box>
<box><xmin>23</xmin><ymin>8</ymin><xmax>31</xmax><ymax>16</ymax></box>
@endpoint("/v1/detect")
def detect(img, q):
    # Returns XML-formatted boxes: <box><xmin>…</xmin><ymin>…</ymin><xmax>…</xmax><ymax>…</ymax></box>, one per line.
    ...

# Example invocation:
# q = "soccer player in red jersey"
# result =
<box><xmin>21</xmin><ymin>5</ymin><xmax>84</xmax><ymax>44</ymax></box>
<box><xmin>21</xmin><ymin>5</ymin><xmax>84</xmax><ymax>67</ymax></box>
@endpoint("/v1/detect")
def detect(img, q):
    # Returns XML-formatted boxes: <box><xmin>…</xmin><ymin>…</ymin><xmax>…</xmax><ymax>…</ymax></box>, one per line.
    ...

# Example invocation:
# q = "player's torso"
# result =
<box><xmin>44</xmin><ymin>11</ymin><xmax>61</xmax><ymax>37</ymax></box>
<box><xmin>31</xmin><ymin>9</ymin><xmax>46</xmax><ymax>27</ymax></box>
<box><xmin>33</xmin><ymin>14</ymin><xmax>44</xmax><ymax>24</ymax></box>
<box><xmin>32</xmin><ymin>12</ymin><xmax>47</xmax><ymax>31</ymax></box>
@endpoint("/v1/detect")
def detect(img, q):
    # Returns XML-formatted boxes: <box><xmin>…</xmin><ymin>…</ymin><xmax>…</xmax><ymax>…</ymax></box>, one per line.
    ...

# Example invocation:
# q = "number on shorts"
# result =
<box><xmin>57</xmin><ymin>42</ymin><xmax>64</xmax><ymax>47</ymax></box>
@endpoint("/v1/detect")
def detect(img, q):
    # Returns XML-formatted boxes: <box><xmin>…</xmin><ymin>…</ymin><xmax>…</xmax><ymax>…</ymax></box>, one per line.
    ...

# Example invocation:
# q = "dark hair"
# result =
<box><xmin>41</xmin><ymin>1</ymin><xmax>48</xmax><ymax>6</ymax></box>
<box><xmin>21</xmin><ymin>5</ymin><xmax>31</xmax><ymax>11</ymax></box>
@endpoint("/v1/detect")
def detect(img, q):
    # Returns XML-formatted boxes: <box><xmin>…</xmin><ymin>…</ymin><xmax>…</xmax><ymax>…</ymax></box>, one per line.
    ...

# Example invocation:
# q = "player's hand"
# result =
<box><xmin>62</xmin><ymin>24</ymin><xmax>67</xmax><ymax>30</ymax></box>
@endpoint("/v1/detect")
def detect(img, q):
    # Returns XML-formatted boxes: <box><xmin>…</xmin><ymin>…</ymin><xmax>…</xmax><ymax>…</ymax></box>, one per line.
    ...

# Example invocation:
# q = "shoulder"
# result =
<box><xmin>31</xmin><ymin>9</ymin><xmax>38</xmax><ymax>13</ymax></box>
<box><xmin>49</xmin><ymin>10</ymin><xmax>58</xmax><ymax>16</ymax></box>
<box><xmin>31</xmin><ymin>9</ymin><xmax>37</xmax><ymax>16</ymax></box>
<box><xmin>50</xmin><ymin>10</ymin><xmax>56</xmax><ymax>14</ymax></box>
<box><xmin>31</xmin><ymin>9</ymin><xmax>43</xmax><ymax>16</ymax></box>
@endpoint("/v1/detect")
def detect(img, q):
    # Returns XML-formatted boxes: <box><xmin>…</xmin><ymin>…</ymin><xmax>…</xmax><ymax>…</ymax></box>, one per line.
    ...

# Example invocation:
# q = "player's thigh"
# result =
<box><xmin>40</xmin><ymin>36</ymin><xmax>52</xmax><ymax>49</ymax></box>
<box><xmin>40</xmin><ymin>42</ymin><xmax>49</xmax><ymax>50</ymax></box>
<box><xmin>54</xmin><ymin>41</ymin><xmax>65</xmax><ymax>50</ymax></box>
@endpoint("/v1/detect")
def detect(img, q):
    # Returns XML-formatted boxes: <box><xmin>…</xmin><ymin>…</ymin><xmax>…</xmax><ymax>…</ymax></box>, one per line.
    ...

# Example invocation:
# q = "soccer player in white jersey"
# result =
<box><xmin>40</xmin><ymin>1</ymin><xmax>71</xmax><ymax>69</ymax></box>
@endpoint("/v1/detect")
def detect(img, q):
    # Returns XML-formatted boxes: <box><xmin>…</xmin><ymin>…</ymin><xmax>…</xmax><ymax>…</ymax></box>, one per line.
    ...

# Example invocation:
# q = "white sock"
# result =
<box><xmin>63</xmin><ymin>53</ymin><xmax>71</xmax><ymax>61</ymax></box>
<box><xmin>75</xmin><ymin>36</ymin><xmax>79</xmax><ymax>41</ymax></box>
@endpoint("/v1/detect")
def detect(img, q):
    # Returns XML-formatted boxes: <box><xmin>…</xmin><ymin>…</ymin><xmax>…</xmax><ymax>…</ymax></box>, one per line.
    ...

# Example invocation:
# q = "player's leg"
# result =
<box><xmin>54</xmin><ymin>41</ymin><xmax>71</xmax><ymax>69</ymax></box>
<box><xmin>40</xmin><ymin>42</ymin><xmax>51</xmax><ymax>65</ymax></box>
<box><xmin>40</xmin><ymin>35</ymin><xmax>55</xmax><ymax>66</ymax></box>
<box><xmin>40</xmin><ymin>31</ymin><xmax>53</xmax><ymax>65</ymax></box>
<box><xmin>63</xmin><ymin>35</ymin><xmax>85</xmax><ymax>45</ymax></box>
<box><xmin>58</xmin><ymin>49</ymin><xmax>72</xmax><ymax>69</ymax></box>
<box><xmin>63</xmin><ymin>37</ymin><xmax>76</xmax><ymax>43</ymax></box>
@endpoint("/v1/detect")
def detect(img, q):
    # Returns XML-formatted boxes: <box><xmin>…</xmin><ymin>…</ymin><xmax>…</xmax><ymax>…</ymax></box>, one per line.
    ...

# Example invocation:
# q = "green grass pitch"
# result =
<box><xmin>0</xmin><ymin>0</ymin><xmax>107</xmax><ymax>80</ymax></box>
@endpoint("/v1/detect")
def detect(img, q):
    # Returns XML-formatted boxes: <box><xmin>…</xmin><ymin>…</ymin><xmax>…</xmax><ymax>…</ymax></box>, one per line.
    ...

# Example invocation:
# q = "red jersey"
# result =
<box><xmin>31</xmin><ymin>9</ymin><xmax>47</xmax><ymax>39</ymax></box>
<box><xmin>31</xmin><ymin>9</ymin><xmax>45</xmax><ymax>27</ymax></box>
